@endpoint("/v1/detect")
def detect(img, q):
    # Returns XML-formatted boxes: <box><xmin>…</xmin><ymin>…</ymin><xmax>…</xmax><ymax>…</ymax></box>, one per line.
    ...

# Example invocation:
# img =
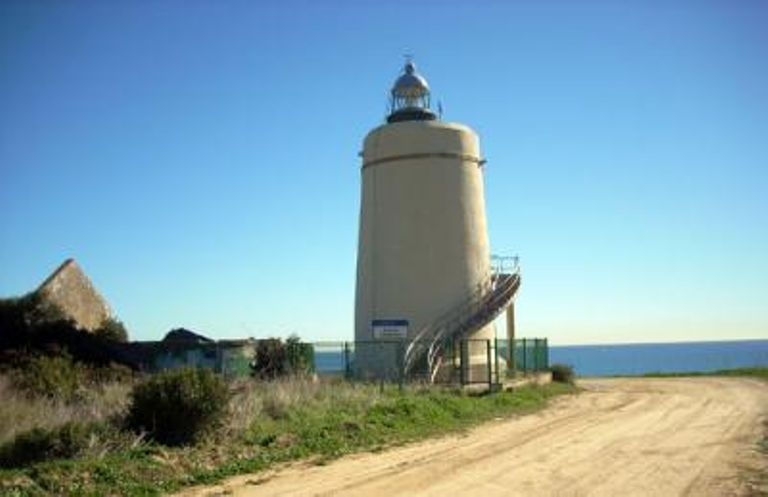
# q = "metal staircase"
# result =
<box><xmin>403</xmin><ymin>258</ymin><xmax>521</xmax><ymax>382</ymax></box>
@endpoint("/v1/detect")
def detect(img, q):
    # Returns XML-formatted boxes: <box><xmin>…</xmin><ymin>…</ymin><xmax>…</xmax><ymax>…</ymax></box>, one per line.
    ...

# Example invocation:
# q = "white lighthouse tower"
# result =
<box><xmin>354</xmin><ymin>61</ymin><xmax>520</xmax><ymax>381</ymax></box>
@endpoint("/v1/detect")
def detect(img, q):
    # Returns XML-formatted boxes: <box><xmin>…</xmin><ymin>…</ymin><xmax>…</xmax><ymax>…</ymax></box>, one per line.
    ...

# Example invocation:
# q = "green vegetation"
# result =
<box><xmin>284</xmin><ymin>335</ymin><xmax>315</xmax><ymax>375</ymax></box>
<box><xmin>94</xmin><ymin>318</ymin><xmax>129</xmax><ymax>343</ymax></box>
<box><xmin>0</xmin><ymin>375</ymin><xmax>130</xmax><ymax>447</ymax></box>
<box><xmin>7</xmin><ymin>352</ymin><xmax>133</xmax><ymax>402</ymax></box>
<box><xmin>640</xmin><ymin>367</ymin><xmax>768</xmax><ymax>379</ymax></box>
<box><xmin>250</xmin><ymin>335</ymin><xmax>315</xmax><ymax>379</ymax></box>
<box><xmin>0</xmin><ymin>375</ymin><xmax>575</xmax><ymax>496</ymax></box>
<box><xmin>10</xmin><ymin>353</ymin><xmax>88</xmax><ymax>400</ymax></box>
<box><xmin>127</xmin><ymin>368</ymin><xmax>229</xmax><ymax>446</ymax></box>
<box><xmin>742</xmin><ymin>418</ymin><xmax>768</xmax><ymax>495</ymax></box>
<box><xmin>0</xmin><ymin>293</ymin><xmax>67</xmax><ymax>331</ymax></box>
<box><xmin>0</xmin><ymin>422</ymin><xmax>107</xmax><ymax>469</ymax></box>
<box><xmin>0</xmin><ymin>294</ymin><xmax>134</xmax><ymax>372</ymax></box>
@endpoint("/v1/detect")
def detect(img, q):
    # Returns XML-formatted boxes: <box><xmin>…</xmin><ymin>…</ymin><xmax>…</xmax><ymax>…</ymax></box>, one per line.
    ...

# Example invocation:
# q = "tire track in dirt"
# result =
<box><xmin>176</xmin><ymin>377</ymin><xmax>768</xmax><ymax>497</ymax></box>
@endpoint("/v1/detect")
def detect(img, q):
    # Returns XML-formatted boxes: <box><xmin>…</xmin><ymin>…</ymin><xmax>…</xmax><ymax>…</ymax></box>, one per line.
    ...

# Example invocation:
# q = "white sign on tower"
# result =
<box><xmin>371</xmin><ymin>319</ymin><xmax>409</xmax><ymax>340</ymax></box>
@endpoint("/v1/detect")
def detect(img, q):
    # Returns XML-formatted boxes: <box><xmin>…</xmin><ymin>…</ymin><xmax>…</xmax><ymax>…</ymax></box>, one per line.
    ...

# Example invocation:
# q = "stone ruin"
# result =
<box><xmin>35</xmin><ymin>258</ymin><xmax>114</xmax><ymax>332</ymax></box>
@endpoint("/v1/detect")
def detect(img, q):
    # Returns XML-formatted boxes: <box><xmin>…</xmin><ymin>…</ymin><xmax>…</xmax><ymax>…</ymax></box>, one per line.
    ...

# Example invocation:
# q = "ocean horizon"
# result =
<box><xmin>313</xmin><ymin>339</ymin><xmax>768</xmax><ymax>378</ymax></box>
<box><xmin>550</xmin><ymin>339</ymin><xmax>768</xmax><ymax>377</ymax></box>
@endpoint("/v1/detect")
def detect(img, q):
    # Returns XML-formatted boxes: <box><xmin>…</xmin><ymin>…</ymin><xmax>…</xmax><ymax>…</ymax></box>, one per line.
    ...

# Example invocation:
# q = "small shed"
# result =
<box><xmin>129</xmin><ymin>328</ymin><xmax>256</xmax><ymax>377</ymax></box>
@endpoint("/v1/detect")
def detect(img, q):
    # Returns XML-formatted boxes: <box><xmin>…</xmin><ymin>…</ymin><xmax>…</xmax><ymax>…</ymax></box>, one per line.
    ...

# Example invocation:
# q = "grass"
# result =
<box><xmin>0</xmin><ymin>375</ymin><xmax>132</xmax><ymax>446</ymax></box>
<box><xmin>640</xmin><ymin>367</ymin><xmax>768</xmax><ymax>379</ymax></box>
<box><xmin>0</xmin><ymin>376</ymin><xmax>575</xmax><ymax>496</ymax></box>
<box><xmin>742</xmin><ymin>419</ymin><xmax>768</xmax><ymax>497</ymax></box>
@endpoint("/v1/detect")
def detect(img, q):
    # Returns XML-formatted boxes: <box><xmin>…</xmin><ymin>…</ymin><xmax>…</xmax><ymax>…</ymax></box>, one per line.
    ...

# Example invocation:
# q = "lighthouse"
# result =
<box><xmin>354</xmin><ymin>61</ymin><xmax>520</xmax><ymax>382</ymax></box>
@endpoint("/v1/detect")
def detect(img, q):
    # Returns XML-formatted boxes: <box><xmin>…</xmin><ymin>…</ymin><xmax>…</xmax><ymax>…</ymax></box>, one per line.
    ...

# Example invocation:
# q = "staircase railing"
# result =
<box><xmin>402</xmin><ymin>271</ymin><xmax>494</xmax><ymax>375</ymax></box>
<box><xmin>425</xmin><ymin>272</ymin><xmax>520</xmax><ymax>382</ymax></box>
<box><xmin>402</xmin><ymin>257</ymin><xmax>521</xmax><ymax>381</ymax></box>
<box><xmin>404</xmin><ymin>272</ymin><xmax>492</xmax><ymax>350</ymax></box>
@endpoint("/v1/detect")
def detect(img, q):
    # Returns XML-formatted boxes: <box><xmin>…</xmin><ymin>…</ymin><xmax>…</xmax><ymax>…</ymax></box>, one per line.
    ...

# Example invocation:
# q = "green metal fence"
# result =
<box><xmin>495</xmin><ymin>338</ymin><xmax>550</xmax><ymax>374</ymax></box>
<box><xmin>310</xmin><ymin>338</ymin><xmax>549</xmax><ymax>388</ymax></box>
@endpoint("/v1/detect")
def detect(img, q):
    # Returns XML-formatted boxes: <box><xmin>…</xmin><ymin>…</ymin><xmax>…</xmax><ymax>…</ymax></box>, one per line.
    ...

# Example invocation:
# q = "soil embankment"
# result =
<box><xmin>178</xmin><ymin>377</ymin><xmax>768</xmax><ymax>496</ymax></box>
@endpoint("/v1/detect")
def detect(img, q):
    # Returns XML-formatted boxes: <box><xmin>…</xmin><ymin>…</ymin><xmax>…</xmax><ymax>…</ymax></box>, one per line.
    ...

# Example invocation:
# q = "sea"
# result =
<box><xmin>314</xmin><ymin>339</ymin><xmax>768</xmax><ymax>378</ymax></box>
<box><xmin>550</xmin><ymin>339</ymin><xmax>768</xmax><ymax>377</ymax></box>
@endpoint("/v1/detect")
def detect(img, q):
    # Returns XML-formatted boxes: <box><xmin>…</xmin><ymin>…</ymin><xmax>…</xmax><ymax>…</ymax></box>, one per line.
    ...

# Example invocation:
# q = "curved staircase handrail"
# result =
<box><xmin>426</xmin><ymin>272</ymin><xmax>520</xmax><ymax>382</ymax></box>
<box><xmin>403</xmin><ymin>259</ymin><xmax>521</xmax><ymax>378</ymax></box>
<box><xmin>403</xmin><ymin>270</ymin><xmax>494</xmax><ymax>374</ymax></box>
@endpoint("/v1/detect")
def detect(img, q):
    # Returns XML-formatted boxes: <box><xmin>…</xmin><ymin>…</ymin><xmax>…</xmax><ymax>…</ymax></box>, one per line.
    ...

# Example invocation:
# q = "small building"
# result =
<box><xmin>125</xmin><ymin>328</ymin><xmax>256</xmax><ymax>377</ymax></box>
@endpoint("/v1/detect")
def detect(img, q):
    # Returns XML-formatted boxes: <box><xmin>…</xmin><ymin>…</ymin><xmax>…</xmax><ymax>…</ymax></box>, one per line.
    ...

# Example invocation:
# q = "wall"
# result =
<box><xmin>355</xmin><ymin>120</ymin><xmax>495</xmax><ymax>375</ymax></box>
<box><xmin>36</xmin><ymin>259</ymin><xmax>112</xmax><ymax>331</ymax></box>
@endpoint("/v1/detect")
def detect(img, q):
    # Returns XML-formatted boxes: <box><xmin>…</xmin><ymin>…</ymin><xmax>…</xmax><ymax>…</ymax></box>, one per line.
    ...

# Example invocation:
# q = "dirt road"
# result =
<box><xmin>178</xmin><ymin>377</ymin><xmax>768</xmax><ymax>497</ymax></box>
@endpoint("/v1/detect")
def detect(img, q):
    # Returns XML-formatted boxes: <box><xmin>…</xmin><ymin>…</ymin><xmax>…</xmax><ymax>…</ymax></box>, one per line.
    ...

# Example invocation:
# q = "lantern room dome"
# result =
<box><xmin>387</xmin><ymin>61</ymin><xmax>436</xmax><ymax>123</ymax></box>
<box><xmin>392</xmin><ymin>62</ymin><xmax>430</xmax><ymax>99</ymax></box>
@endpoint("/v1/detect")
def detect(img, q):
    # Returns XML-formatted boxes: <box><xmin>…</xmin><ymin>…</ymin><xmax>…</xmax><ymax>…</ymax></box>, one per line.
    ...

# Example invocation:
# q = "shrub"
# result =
<box><xmin>0</xmin><ymin>293</ymin><xmax>67</xmax><ymax>331</ymax></box>
<box><xmin>95</xmin><ymin>318</ymin><xmax>129</xmax><ymax>343</ymax></box>
<box><xmin>87</xmin><ymin>362</ymin><xmax>135</xmax><ymax>384</ymax></box>
<box><xmin>251</xmin><ymin>336</ymin><xmax>315</xmax><ymax>380</ymax></box>
<box><xmin>0</xmin><ymin>421</ymin><xmax>97</xmax><ymax>468</ymax></box>
<box><xmin>127</xmin><ymin>368</ymin><xmax>229</xmax><ymax>446</ymax></box>
<box><xmin>252</xmin><ymin>339</ymin><xmax>286</xmax><ymax>380</ymax></box>
<box><xmin>0</xmin><ymin>293</ymin><xmax>137</xmax><ymax>372</ymax></box>
<box><xmin>285</xmin><ymin>335</ymin><xmax>314</xmax><ymax>375</ymax></box>
<box><xmin>10</xmin><ymin>352</ymin><xmax>88</xmax><ymax>400</ymax></box>
<box><xmin>550</xmin><ymin>363</ymin><xmax>575</xmax><ymax>384</ymax></box>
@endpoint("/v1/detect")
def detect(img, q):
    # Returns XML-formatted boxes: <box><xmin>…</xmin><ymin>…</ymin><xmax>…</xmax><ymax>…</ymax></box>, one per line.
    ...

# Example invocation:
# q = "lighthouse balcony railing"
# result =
<box><xmin>491</xmin><ymin>254</ymin><xmax>520</xmax><ymax>275</ymax></box>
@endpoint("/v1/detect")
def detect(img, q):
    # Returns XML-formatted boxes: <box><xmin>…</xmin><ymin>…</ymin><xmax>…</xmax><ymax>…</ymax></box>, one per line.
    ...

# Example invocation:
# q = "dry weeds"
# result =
<box><xmin>0</xmin><ymin>375</ymin><xmax>131</xmax><ymax>445</ymax></box>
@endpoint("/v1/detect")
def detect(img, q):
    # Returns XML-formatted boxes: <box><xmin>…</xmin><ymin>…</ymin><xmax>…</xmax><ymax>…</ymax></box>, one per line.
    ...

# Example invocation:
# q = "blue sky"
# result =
<box><xmin>1</xmin><ymin>1</ymin><xmax>766</xmax><ymax>345</ymax></box>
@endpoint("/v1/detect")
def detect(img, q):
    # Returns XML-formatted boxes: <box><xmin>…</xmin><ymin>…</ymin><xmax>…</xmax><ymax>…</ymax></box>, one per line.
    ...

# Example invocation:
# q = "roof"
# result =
<box><xmin>162</xmin><ymin>328</ymin><xmax>215</xmax><ymax>343</ymax></box>
<box><xmin>36</xmin><ymin>258</ymin><xmax>77</xmax><ymax>292</ymax></box>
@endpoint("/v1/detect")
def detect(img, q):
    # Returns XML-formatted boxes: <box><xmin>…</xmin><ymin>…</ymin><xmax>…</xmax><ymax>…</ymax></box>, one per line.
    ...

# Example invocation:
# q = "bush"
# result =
<box><xmin>251</xmin><ymin>336</ymin><xmax>315</xmax><ymax>380</ymax></box>
<box><xmin>550</xmin><ymin>363</ymin><xmax>575</xmax><ymax>384</ymax></box>
<box><xmin>11</xmin><ymin>352</ymin><xmax>88</xmax><ymax>400</ymax></box>
<box><xmin>0</xmin><ymin>293</ymin><xmax>67</xmax><ymax>331</ymax></box>
<box><xmin>95</xmin><ymin>318</ymin><xmax>129</xmax><ymax>343</ymax></box>
<box><xmin>252</xmin><ymin>339</ymin><xmax>286</xmax><ymax>380</ymax></box>
<box><xmin>285</xmin><ymin>335</ymin><xmax>314</xmax><ymax>376</ymax></box>
<box><xmin>0</xmin><ymin>294</ymin><xmax>137</xmax><ymax>372</ymax></box>
<box><xmin>127</xmin><ymin>368</ymin><xmax>229</xmax><ymax>446</ymax></box>
<box><xmin>0</xmin><ymin>421</ymin><xmax>97</xmax><ymax>468</ymax></box>
<box><xmin>7</xmin><ymin>351</ymin><xmax>134</xmax><ymax>406</ymax></box>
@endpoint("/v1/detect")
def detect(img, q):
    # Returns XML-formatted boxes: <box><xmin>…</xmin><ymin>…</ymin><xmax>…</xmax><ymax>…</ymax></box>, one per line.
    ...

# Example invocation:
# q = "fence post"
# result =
<box><xmin>537</xmin><ymin>339</ymin><xmax>542</xmax><ymax>371</ymax></box>
<box><xmin>397</xmin><ymin>341</ymin><xmax>404</xmax><ymax>391</ymax></box>
<box><xmin>506</xmin><ymin>304</ymin><xmax>516</xmax><ymax>377</ymax></box>
<box><xmin>344</xmin><ymin>342</ymin><xmax>351</xmax><ymax>379</ymax></box>
<box><xmin>453</xmin><ymin>339</ymin><xmax>460</xmax><ymax>382</ymax></box>
<box><xmin>522</xmin><ymin>338</ymin><xmax>527</xmax><ymax>372</ymax></box>
<box><xmin>460</xmin><ymin>340</ymin><xmax>467</xmax><ymax>386</ymax></box>
<box><xmin>544</xmin><ymin>338</ymin><xmax>549</xmax><ymax>369</ymax></box>
<box><xmin>494</xmin><ymin>338</ymin><xmax>499</xmax><ymax>386</ymax></box>
<box><xmin>509</xmin><ymin>337</ymin><xmax>516</xmax><ymax>378</ymax></box>
<box><xmin>486</xmin><ymin>339</ymin><xmax>492</xmax><ymax>390</ymax></box>
<box><xmin>538</xmin><ymin>339</ymin><xmax>543</xmax><ymax>371</ymax></box>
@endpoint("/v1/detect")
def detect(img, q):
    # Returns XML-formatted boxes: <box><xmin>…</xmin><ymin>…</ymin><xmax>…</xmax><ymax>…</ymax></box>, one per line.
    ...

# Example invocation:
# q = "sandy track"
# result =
<box><xmin>177</xmin><ymin>377</ymin><xmax>768</xmax><ymax>497</ymax></box>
